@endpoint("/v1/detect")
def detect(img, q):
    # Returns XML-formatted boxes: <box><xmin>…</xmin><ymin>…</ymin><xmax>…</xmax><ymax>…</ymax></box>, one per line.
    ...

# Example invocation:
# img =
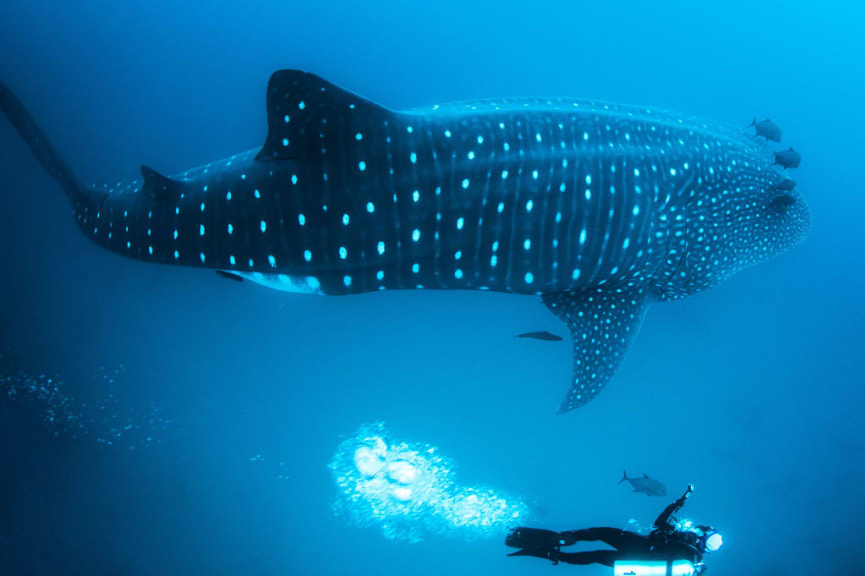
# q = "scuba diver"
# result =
<box><xmin>505</xmin><ymin>485</ymin><xmax>722</xmax><ymax>575</ymax></box>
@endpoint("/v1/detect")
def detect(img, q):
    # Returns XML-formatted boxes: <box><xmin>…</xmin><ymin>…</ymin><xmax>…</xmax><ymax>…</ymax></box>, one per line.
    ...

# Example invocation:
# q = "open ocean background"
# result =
<box><xmin>1</xmin><ymin>1</ymin><xmax>863</xmax><ymax>574</ymax></box>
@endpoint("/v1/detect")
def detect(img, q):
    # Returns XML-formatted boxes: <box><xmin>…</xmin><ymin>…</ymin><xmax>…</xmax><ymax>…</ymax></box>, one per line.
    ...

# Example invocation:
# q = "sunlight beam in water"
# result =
<box><xmin>329</xmin><ymin>423</ymin><xmax>529</xmax><ymax>543</ymax></box>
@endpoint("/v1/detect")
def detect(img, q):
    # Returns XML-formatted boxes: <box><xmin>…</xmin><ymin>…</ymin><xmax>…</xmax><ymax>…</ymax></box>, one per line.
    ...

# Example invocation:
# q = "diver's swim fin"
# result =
<box><xmin>507</xmin><ymin>548</ymin><xmax>558</xmax><ymax>562</ymax></box>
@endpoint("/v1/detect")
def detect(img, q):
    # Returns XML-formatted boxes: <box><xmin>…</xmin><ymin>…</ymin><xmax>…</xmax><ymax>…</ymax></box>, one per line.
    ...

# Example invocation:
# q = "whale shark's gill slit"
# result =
<box><xmin>542</xmin><ymin>285</ymin><xmax>653</xmax><ymax>413</ymax></box>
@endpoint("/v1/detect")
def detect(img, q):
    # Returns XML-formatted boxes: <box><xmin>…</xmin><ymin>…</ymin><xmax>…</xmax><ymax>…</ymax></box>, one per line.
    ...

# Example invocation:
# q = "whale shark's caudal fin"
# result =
<box><xmin>0</xmin><ymin>81</ymin><xmax>97</xmax><ymax>208</ymax></box>
<box><xmin>255</xmin><ymin>69</ymin><xmax>395</xmax><ymax>162</ymax></box>
<box><xmin>543</xmin><ymin>286</ymin><xmax>653</xmax><ymax>414</ymax></box>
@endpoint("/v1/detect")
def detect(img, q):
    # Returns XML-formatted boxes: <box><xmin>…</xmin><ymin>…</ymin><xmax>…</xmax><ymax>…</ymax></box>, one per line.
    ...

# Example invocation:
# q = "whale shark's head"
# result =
<box><xmin>728</xmin><ymin>176</ymin><xmax>810</xmax><ymax>264</ymax></box>
<box><xmin>660</xmin><ymin>157</ymin><xmax>811</xmax><ymax>298</ymax></box>
<box><xmin>713</xmin><ymin>173</ymin><xmax>809</xmax><ymax>280</ymax></box>
<box><xmin>759</xmin><ymin>182</ymin><xmax>812</xmax><ymax>256</ymax></box>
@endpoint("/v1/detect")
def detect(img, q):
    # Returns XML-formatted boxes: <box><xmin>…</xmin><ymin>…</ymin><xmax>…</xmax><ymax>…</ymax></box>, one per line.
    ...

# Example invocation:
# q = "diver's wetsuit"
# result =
<box><xmin>506</xmin><ymin>485</ymin><xmax>703</xmax><ymax>568</ymax></box>
<box><xmin>553</xmin><ymin>527</ymin><xmax>701</xmax><ymax>566</ymax></box>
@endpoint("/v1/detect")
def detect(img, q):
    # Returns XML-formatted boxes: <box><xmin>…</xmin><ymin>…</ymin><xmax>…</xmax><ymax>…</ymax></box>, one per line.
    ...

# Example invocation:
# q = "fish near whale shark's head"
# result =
<box><xmin>658</xmin><ymin>140</ymin><xmax>811</xmax><ymax>299</ymax></box>
<box><xmin>722</xmin><ymin>169</ymin><xmax>810</xmax><ymax>271</ymax></box>
<box><xmin>762</xmin><ymin>179</ymin><xmax>811</xmax><ymax>254</ymax></box>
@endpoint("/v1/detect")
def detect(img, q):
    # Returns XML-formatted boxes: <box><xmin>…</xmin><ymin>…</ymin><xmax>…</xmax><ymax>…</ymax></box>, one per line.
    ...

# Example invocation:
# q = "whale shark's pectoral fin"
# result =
<box><xmin>542</xmin><ymin>285</ymin><xmax>653</xmax><ymax>414</ymax></box>
<box><xmin>140</xmin><ymin>165</ymin><xmax>185</xmax><ymax>200</ymax></box>
<box><xmin>256</xmin><ymin>69</ymin><xmax>394</xmax><ymax>162</ymax></box>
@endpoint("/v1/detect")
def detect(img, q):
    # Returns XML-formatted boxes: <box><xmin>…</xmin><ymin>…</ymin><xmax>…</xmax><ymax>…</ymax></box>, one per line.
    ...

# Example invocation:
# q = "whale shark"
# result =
<box><xmin>0</xmin><ymin>70</ymin><xmax>810</xmax><ymax>413</ymax></box>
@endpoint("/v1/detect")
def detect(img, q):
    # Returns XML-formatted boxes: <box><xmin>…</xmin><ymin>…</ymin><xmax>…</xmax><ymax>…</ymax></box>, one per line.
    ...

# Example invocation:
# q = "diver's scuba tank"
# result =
<box><xmin>613</xmin><ymin>559</ymin><xmax>696</xmax><ymax>576</ymax></box>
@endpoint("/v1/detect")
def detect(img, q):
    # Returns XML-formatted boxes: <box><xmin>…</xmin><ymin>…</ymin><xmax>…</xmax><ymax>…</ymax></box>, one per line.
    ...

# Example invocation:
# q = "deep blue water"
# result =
<box><xmin>1</xmin><ymin>1</ymin><xmax>863</xmax><ymax>574</ymax></box>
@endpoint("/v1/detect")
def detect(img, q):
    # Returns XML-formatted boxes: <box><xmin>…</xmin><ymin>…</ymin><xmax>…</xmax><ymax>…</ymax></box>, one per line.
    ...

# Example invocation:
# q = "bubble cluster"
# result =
<box><xmin>329</xmin><ymin>423</ymin><xmax>529</xmax><ymax>543</ymax></box>
<box><xmin>626</xmin><ymin>517</ymin><xmax>651</xmax><ymax>534</ymax></box>
<box><xmin>624</xmin><ymin>517</ymin><xmax>703</xmax><ymax>537</ymax></box>
<box><xmin>248</xmin><ymin>453</ymin><xmax>291</xmax><ymax>481</ymax></box>
<box><xmin>0</xmin><ymin>358</ymin><xmax>176</xmax><ymax>449</ymax></box>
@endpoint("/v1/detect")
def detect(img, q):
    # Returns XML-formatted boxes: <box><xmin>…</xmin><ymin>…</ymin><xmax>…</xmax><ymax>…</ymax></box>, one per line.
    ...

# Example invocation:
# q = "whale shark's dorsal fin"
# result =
<box><xmin>543</xmin><ymin>286</ymin><xmax>654</xmax><ymax>414</ymax></box>
<box><xmin>256</xmin><ymin>69</ymin><xmax>394</xmax><ymax>162</ymax></box>
<box><xmin>140</xmin><ymin>165</ymin><xmax>184</xmax><ymax>200</ymax></box>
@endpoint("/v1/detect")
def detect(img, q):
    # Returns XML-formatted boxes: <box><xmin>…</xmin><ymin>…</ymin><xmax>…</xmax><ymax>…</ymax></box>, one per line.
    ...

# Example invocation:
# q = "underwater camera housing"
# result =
<box><xmin>613</xmin><ymin>559</ymin><xmax>696</xmax><ymax>576</ymax></box>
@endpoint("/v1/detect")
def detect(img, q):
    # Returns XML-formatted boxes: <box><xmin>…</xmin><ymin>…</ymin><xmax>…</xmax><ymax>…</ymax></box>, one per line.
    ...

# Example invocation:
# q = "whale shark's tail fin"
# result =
<box><xmin>255</xmin><ymin>69</ymin><xmax>395</xmax><ymax>162</ymax></box>
<box><xmin>0</xmin><ymin>81</ymin><xmax>93</xmax><ymax>206</ymax></box>
<box><xmin>618</xmin><ymin>471</ymin><xmax>629</xmax><ymax>485</ymax></box>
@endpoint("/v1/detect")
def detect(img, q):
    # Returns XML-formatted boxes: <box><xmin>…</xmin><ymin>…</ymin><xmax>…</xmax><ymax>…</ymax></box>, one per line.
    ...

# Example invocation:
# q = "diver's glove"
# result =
<box><xmin>677</xmin><ymin>484</ymin><xmax>694</xmax><ymax>506</ymax></box>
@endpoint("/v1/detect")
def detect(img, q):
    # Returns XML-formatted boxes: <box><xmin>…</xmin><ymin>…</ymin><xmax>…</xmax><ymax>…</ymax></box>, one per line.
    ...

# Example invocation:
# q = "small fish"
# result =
<box><xmin>749</xmin><ymin>117</ymin><xmax>782</xmax><ymax>142</ymax></box>
<box><xmin>774</xmin><ymin>147</ymin><xmax>801</xmax><ymax>169</ymax></box>
<box><xmin>618</xmin><ymin>471</ymin><xmax>667</xmax><ymax>497</ymax></box>
<box><xmin>768</xmin><ymin>179</ymin><xmax>798</xmax><ymax>207</ymax></box>
<box><xmin>770</xmin><ymin>192</ymin><xmax>797</xmax><ymax>207</ymax></box>
<box><xmin>516</xmin><ymin>331</ymin><xmax>563</xmax><ymax>341</ymax></box>
<box><xmin>769</xmin><ymin>178</ymin><xmax>797</xmax><ymax>192</ymax></box>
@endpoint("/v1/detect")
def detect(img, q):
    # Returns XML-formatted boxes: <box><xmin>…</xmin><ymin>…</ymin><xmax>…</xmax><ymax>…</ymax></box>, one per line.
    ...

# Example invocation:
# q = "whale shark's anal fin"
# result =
<box><xmin>542</xmin><ymin>286</ymin><xmax>653</xmax><ymax>414</ymax></box>
<box><xmin>256</xmin><ymin>69</ymin><xmax>394</xmax><ymax>162</ymax></box>
<box><xmin>140</xmin><ymin>165</ymin><xmax>185</xmax><ymax>200</ymax></box>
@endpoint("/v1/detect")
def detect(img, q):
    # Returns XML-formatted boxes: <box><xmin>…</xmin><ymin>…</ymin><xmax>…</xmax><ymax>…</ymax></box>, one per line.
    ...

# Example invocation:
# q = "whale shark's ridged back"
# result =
<box><xmin>412</xmin><ymin>97</ymin><xmax>764</xmax><ymax>155</ymax></box>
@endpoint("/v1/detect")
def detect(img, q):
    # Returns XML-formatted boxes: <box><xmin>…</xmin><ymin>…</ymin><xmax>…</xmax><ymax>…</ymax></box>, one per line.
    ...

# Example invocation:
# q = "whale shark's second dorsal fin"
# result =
<box><xmin>141</xmin><ymin>165</ymin><xmax>185</xmax><ymax>200</ymax></box>
<box><xmin>256</xmin><ymin>70</ymin><xmax>394</xmax><ymax>162</ymax></box>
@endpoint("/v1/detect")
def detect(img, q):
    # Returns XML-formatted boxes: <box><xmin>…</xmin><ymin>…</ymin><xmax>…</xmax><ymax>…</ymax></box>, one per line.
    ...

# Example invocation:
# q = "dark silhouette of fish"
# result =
<box><xmin>215</xmin><ymin>270</ymin><xmax>244</xmax><ymax>282</ymax></box>
<box><xmin>770</xmin><ymin>178</ymin><xmax>797</xmax><ymax>192</ymax></box>
<box><xmin>768</xmin><ymin>179</ymin><xmax>798</xmax><ymax>207</ymax></box>
<box><xmin>770</xmin><ymin>192</ymin><xmax>797</xmax><ymax>207</ymax></box>
<box><xmin>774</xmin><ymin>147</ymin><xmax>801</xmax><ymax>169</ymax></box>
<box><xmin>618</xmin><ymin>471</ymin><xmax>666</xmax><ymax>497</ymax></box>
<box><xmin>749</xmin><ymin>117</ymin><xmax>782</xmax><ymax>142</ymax></box>
<box><xmin>516</xmin><ymin>331</ymin><xmax>562</xmax><ymax>341</ymax></box>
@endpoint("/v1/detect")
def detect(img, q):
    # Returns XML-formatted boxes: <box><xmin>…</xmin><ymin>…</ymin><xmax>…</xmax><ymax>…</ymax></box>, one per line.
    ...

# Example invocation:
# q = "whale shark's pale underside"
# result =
<box><xmin>0</xmin><ymin>71</ymin><xmax>810</xmax><ymax>413</ymax></box>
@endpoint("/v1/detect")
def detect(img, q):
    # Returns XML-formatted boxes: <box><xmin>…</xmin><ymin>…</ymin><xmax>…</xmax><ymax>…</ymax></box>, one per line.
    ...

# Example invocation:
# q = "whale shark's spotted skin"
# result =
<box><xmin>0</xmin><ymin>72</ymin><xmax>810</xmax><ymax>413</ymax></box>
